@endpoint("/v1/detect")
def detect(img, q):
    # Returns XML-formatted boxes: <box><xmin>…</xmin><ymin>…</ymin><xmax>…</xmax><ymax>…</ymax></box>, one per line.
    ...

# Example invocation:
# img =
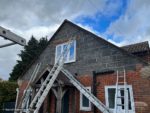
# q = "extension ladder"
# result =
<box><xmin>27</xmin><ymin>39</ymin><xmax>73</xmax><ymax>113</ymax></box>
<box><xmin>20</xmin><ymin>63</ymin><xmax>41</xmax><ymax>113</ymax></box>
<box><xmin>61</xmin><ymin>68</ymin><xmax>111</xmax><ymax>113</ymax></box>
<box><xmin>114</xmin><ymin>70</ymin><xmax>128</xmax><ymax>113</ymax></box>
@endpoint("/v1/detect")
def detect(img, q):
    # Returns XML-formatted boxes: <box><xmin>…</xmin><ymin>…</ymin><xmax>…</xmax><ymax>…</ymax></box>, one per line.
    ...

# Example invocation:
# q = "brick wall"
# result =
<box><xmin>75</xmin><ymin>75</ymin><xmax>93</xmax><ymax>113</ymax></box>
<box><xmin>95</xmin><ymin>67</ymin><xmax>150</xmax><ymax>113</ymax></box>
<box><xmin>17</xmin><ymin>80</ymin><xmax>29</xmax><ymax>109</ymax></box>
<box><xmin>17</xmin><ymin>66</ymin><xmax>150</xmax><ymax>113</ymax></box>
<box><xmin>48</xmin><ymin>92</ymin><xmax>56</xmax><ymax>113</ymax></box>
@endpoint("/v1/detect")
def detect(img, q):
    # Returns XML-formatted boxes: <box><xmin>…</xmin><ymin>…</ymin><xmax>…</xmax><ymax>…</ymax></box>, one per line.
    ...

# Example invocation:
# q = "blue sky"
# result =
<box><xmin>0</xmin><ymin>0</ymin><xmax>150</xmax><ymax>80</ymax></box>
<box><xmin>75</xmin><ymin>0</ymin><xmax>128</xmax><ymax>33</ymax></box>
<box><xmin>74</xmin><ymin>0</ymin><xmax>129</xmax><ymax>44</ymax></box>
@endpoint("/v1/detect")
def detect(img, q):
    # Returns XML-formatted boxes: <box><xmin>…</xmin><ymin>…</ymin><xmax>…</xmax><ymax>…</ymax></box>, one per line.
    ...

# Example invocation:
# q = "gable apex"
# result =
<box><xmin>50</xmin><ymin>19</ymin><xmax>147</xmax><ymax>64</ymax></box>
<box><xmin>18</xmin><ymin>19</ymin><xmax>148</xmax><ymax>80</ymax></box>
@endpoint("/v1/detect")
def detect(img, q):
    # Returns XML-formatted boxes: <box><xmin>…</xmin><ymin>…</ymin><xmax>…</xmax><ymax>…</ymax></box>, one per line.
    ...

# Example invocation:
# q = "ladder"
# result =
<box><xmin>20</xmin><ymin>63</ymin><xmax>41</xmax><ymax>113</ymax></box>
<box><xmin>61</xmin><ymin>68</ymin><xmax>112</xmax><ymax>113</ymax></box>
<box><xmin>27</xmin><ymin>39</ymin><xmax>73</xmax><ymax>113</ymax></box>
<box><xmin>114</xmin><ymin>70</ymin><xmax>128</xmax><ymax>113</ymax></box>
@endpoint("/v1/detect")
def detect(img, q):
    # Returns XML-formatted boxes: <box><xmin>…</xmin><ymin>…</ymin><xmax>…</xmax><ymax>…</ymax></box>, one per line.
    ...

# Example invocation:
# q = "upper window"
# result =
<box><xmin>105</xmin><ymin>85</ymin><xmax>135</xmax><ymax>112</ymax></box>
<box><xmin>80</xmin><ymin>87</ymin><xmax>91</xmax><ymax>111</ymax></box>
<box><xmin>55</xmin><ymin>40</ymin><xmax>76</xmax><ymax>63</ymax></box>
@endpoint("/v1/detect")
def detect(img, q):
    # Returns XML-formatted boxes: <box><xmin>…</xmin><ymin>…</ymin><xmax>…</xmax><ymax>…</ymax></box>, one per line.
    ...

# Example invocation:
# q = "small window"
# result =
<box><xmin>55</xmin><ymin>40</ymin><xmax>76</xmax><ymax>63</ymax></box>
<box><xmin>80</xmin><ymin>87</ymin><xmax>91</xmax><ymax>111</ymax></box>
<box><xmin>105</xmin><ymin>85</ymin><xmax>135</xmax><ymax>112</ymax></box>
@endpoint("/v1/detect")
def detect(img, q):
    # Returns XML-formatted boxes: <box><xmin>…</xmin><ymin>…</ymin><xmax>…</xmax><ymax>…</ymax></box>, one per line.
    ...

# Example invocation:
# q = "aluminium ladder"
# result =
<box><xmin>20</xmin><ymin>63</ymin><xmax>41</xmax><ymax>113</ymax></box>
<box><xmin>61</xmin><ymin>68</ymin><xmax>111</xmax><ymax>113</ymax></box>
<box><xmin>27</xmin><ymin>39</ymin><xmax>73</xmax><ymax>113</ymax></box>
<box><xmin>114</xmin><ymin>70</ymin><xmax>128</xmax><ymax>113</ymax></box>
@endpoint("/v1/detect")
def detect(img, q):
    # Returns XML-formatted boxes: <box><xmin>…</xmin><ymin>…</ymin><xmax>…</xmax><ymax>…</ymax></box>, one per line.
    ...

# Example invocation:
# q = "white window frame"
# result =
<box><xmin>55</xmin><ymin>40</ymin><xmax>76</xmax><ymax>63</ymax></box>
<box><xmin>80</xmin><ymin>87</ymin><xmax>91</xmax><ymax>111</ymax></box>
<box><xmin>105</xmin><ymin>85</ymin><xmax>135</xmax><ymax>113</ymax></box>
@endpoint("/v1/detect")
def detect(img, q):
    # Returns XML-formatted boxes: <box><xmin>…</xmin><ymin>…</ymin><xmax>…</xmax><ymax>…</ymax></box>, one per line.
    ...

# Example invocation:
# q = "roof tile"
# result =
<box><xmin>121</xmin><ymin>41</ymin><xmax>150</xmax><ymax>53</ymax></box>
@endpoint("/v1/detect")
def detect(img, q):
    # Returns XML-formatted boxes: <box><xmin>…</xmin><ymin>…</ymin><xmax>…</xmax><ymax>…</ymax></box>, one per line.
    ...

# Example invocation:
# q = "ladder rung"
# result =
<box><xmin>117</xmin><ymin>96</ymin><xmax>124</xmax><ymax>98</ymax></box>
<box><xmin>118</xmin><ymin>76</ymin><xmax>124</xmax><ymax>78</ymax></box>
<box><xmin>117</xmin><ymin>104</ymin><xmax>124</xmax><ymax>106</ymax></box>
<box><xmin>117</xmin><ymin>88</ymin><xmax>124</xmax><ymax>91</ymax></box>
<box><xmin>118</xmin><ymin>82</ymin><xmax>125</xmax><ymax>84</ymax></box>
<box><xmin>42</xmin><ymin>83</ymin><xmax>47</xmax><ymax>86</ymax></box>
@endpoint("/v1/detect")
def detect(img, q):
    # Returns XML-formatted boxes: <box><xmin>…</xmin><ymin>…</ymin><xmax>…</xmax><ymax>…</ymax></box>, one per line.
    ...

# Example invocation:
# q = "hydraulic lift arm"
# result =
<box><xmin>0</xmin><ymin>26</ymin><xmax>26</xmax><ymax>48</ymax></box>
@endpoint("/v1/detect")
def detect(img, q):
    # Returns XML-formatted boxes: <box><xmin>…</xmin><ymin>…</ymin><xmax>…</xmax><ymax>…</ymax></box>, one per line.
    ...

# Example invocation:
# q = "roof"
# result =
<box><xmin>121</xmin><ymin>41</ymin><xmax>150</xmax><ymax>53</ymax></box>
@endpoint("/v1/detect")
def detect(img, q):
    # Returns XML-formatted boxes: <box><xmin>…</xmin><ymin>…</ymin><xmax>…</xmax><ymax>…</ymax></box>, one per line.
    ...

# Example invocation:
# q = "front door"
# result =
<box><xmin>61</xmin><ymin>90</ymin><xmax>69</xmax><ymax>113</ymax></box>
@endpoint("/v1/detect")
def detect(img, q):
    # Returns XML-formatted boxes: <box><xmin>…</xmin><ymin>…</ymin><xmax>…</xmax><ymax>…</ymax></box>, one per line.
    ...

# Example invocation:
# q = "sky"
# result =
<box><xmin>0</xmin><ymin>0</ymin><xmax>150</xmax><ymax>80</ymax></box>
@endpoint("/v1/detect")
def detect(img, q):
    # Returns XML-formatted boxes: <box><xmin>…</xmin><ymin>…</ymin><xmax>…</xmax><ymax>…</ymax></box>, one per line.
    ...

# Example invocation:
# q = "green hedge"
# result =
<box><xmin>0</xmin><ymin>81</ymin><xmax>18</xmax><ymax>112</ymax></box>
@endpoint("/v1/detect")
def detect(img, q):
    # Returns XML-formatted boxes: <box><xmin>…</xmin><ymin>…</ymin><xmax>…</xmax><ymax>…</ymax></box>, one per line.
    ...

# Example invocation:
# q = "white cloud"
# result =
<box><xmin>106</xmin><ymin>0</ymin><xmax>150</xmax><ymax>46</ymax></box>
<box><xmin>0</xmin><ymin>0</ymin><xmax>107</xmax><ymax>29</ymax></box>
<box><xmin>0</xmin><ymin>0</ymin><xmax>149</xmax><ymax>80</ymax></box>
<box><xmin>0</xmin><ymin>0</ymin><xmax>110</xmax><ymax>80</ymax></box>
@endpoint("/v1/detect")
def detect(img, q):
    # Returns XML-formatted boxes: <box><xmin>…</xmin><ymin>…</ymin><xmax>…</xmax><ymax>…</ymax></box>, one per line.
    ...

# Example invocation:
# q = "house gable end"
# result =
<box><xmin>19</xmin><ymin>20</ymin><xmax>147</xmax><ymax>81</ymax></box>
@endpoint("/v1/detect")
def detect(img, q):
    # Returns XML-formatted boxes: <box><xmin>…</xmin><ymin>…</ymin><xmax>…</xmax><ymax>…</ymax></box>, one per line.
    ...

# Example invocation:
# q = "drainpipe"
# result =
<box><xmin>92</xmin><ymin>71</ymin><xmax>97</xmax><ymax>113</ymax></box>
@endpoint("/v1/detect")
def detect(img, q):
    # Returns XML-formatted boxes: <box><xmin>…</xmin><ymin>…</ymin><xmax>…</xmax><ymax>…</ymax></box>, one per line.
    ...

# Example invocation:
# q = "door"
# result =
<box><xmin>61</xmin><ymin>90</ymin><xmax>69</xmax><ymax>113</ymax></box>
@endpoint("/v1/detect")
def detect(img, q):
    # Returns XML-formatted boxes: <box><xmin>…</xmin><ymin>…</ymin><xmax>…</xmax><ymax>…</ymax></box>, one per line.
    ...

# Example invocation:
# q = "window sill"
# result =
<box><xmin>64</xmin><ymin>59</ymin><xmax>76</xmax><ymax>64</ymax></box>
<box><xmin>80</xmin><ymin>107</ymin><xmax>91</xmax><ymax>111</ymax></box>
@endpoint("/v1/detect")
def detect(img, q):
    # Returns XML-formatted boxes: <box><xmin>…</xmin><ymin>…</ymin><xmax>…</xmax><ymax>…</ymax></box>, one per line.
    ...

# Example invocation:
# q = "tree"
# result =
<box><xmin>9</xmin><ymin>36</ymin><xmax>48</xmax><ymax>81</ymax></box>
<box><xmin>0</xmin><ymin>81</ymin><xmax>18</xmax><ymax>112</ymax></box>
<box><xmin>38</xmin><ymin>37</ymin><xmax>48</xmax><ymax>52</ymax></box>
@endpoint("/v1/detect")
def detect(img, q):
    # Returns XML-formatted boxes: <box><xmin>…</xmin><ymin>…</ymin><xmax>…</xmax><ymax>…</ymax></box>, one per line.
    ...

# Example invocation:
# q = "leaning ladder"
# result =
<box><xmin>27</xmin><ymin>39</ymin><xmax>73</xmax><ymax>113</ymax></box>
<box><xmin>61</xmin><ymin>68</ymin><xmax>111</xmax><ymax>113</ymax></box>
<box><xmin>20</xmin><ymin>63</ymin><xmax>41</xmax><ymax>113</ymax></box>
<box><xmin>114</xmin><ymin>70</ymin><xmax>128</xmax><ymax>113</ymax></box>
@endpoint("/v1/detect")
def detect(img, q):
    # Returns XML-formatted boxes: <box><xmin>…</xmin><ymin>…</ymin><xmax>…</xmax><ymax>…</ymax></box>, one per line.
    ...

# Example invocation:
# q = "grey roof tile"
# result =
<box><xmin>121</xmin><ymin>41</ymin><xmax>150</xmax><ymax>53</ymax></box>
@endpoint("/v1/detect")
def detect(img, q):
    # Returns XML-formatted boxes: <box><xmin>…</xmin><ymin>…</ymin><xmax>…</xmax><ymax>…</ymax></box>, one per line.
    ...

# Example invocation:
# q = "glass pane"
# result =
<box><xmin>120</xmin><ymin>89</ymin><xmax>125</xmax><ymax>109</ymax></box>
<box><xmin>69</xmin><ymin>41</ymin><xmax>75</xmax><ymax>61</ymax></box>
<box><xmin>63</xmin><ymin>44</ymin><xmax>68</xmax><ymax>62</ymax></box>
<box><xmin>82</xmin><ymin>95</ymin><xmax>89</xmax><ymax>107</ymax></box>
<box><xmin>120</xmin><ymin>88</ymin><xmax>132</xmax><ymax>110</ymax></box>
<box><xmin>108</xmin><ymin>88</ymin><xmax>115</xmax><ymax>108</ymax></box>
<box><xmin>56</xmin><ymin>45</ymin><xmax>61</xmax><ymax>61</ymax></box>
<box><xmin>128</xmin><ymin>88</ymin><xmax>132</xmax><ymax>110</ymax></box>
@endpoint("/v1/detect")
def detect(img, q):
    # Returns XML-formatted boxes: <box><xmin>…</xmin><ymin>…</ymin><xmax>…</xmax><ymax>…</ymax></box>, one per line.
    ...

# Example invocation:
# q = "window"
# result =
<box><xmin>80</xmin><ymin>87</ymin><xmax>91</xmax><ymax>111</ymax></box>
<box><xmin>55</xmin><ymin>40</ymin><xmax>76</xmax><ymax>63</ymax></box>
<box><xmin>105</xmin><ymin>85</ymin><xmax>135</xmax><ymax>113</ymax></box>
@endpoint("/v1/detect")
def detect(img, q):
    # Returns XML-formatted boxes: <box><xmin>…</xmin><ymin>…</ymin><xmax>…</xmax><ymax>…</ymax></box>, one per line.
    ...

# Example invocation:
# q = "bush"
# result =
<box><xmin>0</xmin><ymin>81</ymin><xmax>18</xmax><ymax>112</ymax></box>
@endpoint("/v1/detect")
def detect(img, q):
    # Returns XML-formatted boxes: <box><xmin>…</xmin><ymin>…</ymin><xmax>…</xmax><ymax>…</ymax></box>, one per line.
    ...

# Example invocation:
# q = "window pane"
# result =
<box><xmin>120</xmin><ymin>88</ymin><xmax>132</xmax><ymax>110</ymax></box>
<box><xmin>69</xmin><ymin>41</ymin><xmax>75</xmax><ymax>61</ymax></box>
<box><xmin>128</xmin><ymin>88</ymin><xmax>132</xmax><ymax>110</ymax></box>
<box><xmin>63</xmin><ymin>44</ymin><xmax>68</xmax><ymax>62</ymax></box>
<box><xmin>56</xmin><ymin>45</ymin><xmax>61</xmax><ymax>61</ymax></box>
<box><xmin>108</xmin><ymin>88</ymin><xmax>115</xmax><ymax>108</ymax></box>
<box><xmin>55</xmin><ymin>40</ymin><xmax>76</xmax><ymax>63</ymax></box>
<box><xmin>82</xmin><ymin>95</ymin><xmax>89</xmax><ymax>107</ymax></box>
<box><xmin>120</xmin><ymin>89</ymin><xmax>125</xmax><ymax>109</ymax></box>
